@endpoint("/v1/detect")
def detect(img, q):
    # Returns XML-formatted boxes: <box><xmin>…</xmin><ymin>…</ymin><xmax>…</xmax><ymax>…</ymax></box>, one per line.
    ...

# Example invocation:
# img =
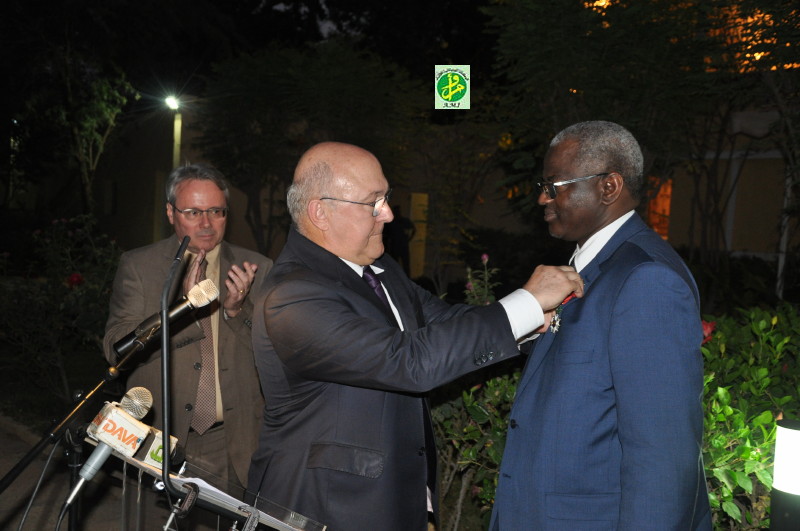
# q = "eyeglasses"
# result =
<box><xmin>319</xmin><ymin>189</ymin><xmax>393</xmax><ymax>217</ymax></box>
<box><xmin>536</xmin><ymin>173</ymin><xmax>609</xmax><ymax>199</ymax></box>
<box><xmin>170</xmin><ymin>204</ymin><xmax>228</xmax><ymax>220</ymax></box>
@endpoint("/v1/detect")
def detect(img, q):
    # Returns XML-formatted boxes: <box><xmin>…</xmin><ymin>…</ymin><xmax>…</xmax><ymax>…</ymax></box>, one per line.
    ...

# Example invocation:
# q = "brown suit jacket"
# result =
<box><xmin>103</xmin><ymin>237</ymin><xmax>271</xmax><ymax>485</ymax></box>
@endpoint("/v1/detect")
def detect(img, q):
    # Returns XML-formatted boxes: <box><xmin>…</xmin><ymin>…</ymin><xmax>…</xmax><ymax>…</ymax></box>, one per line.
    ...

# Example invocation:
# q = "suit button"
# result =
<box><xmin>194</xmin><ymin>362</ymin><xmax>201</xmax><ymax>370</ymax></box>
<box><xmin>185</xmin><ymin>403</ymin><xmax>193</xmax><ymax>412</ymax></box>
<box><xmin>418</xmin><ymin>447</ymin><xmax>426</xmax><ymax>456</ymax></box>
<box><xmin>509</xmin><ymin>419</ymin><xmax>518</xmax><ymax>429</ymax></box>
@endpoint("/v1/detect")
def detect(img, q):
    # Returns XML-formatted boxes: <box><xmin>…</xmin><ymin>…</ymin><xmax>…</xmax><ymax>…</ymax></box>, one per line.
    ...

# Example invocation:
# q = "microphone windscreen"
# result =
<box><xmin>187</xmin><ymin>278</ymin><xmax>219</xmax><ymax>308</ymax></box>
<box><xmin>119</xmin><ymin>386</ymin><xmax>153</xmax><ymax>419</ymax></box>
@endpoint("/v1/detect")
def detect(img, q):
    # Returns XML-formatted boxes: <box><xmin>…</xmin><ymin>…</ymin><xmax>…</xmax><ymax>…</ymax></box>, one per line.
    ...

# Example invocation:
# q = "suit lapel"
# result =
<box><xmin>218</xmin><ymin>241</ymin><xmax>233</xmax><ymax>309</ymax></box>
<box><xmin>155</xmin><ymin>237</ymin><xmax>202</xmax><ymax>346</ymax></box>
<box><xmin>216</xmin><ymin>243</ymin><xmax>233</xmax><ymax>351</ymax></box>
<box><xmin>286</xmin><ymin>229</ymin><xmax>399</xmax><ymax>326</ymax></box>
<box><xmin>374</xmin><ymin>260</ymin><xmax>413</xmax><ymax>329</ymax></box>
<box><xmin>517</xmin><ymin>215</ymin><xmax>648</xmax><ymax>393</ymax></box>
<box><xmin>159</xmin><ymin>237</ymin><xmax>189</xmax><ymax>304</ymax></box>
<box><xmin>517</xmin><ymin>329</ymin><xmax>557</xmax><ymax>393</ymax></box>
<box><xmin>343</xmin><ymin>265</ymin><xmax>398</xmax><ymax>325</ymax></box>
<box><xmin>592</xmin><ymin>214</ymin><xmax>647</xmax><ymax>276</ymax></box>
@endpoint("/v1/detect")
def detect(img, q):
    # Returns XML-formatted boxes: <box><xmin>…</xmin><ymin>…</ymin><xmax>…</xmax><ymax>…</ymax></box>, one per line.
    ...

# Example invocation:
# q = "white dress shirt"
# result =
<box><xmin>570</xmin><ymin>210</ymin><xmax>634</xmax><ymax>273</ymax></box>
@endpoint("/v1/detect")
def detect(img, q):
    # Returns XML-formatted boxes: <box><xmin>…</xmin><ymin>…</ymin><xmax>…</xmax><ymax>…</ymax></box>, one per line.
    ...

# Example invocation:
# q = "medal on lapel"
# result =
<box><xmin>550</xmin><ymin>292</ymin><xmax>578</xmax><ymax>334</ymax></box>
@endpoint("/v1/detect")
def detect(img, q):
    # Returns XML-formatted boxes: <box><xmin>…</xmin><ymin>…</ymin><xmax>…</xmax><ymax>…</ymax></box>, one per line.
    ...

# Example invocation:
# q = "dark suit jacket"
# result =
<box><xmin>247</xmin><ymin>228</ymin><xmax>520</xmax><ymax>531</ymax></box>
<box><xmin>491</xmin><ymin>214</ymin><xmax>711</xmax><ymax>530</ymax></box>
<box><xmin>103</xmin><ymin>237</ymin><xmax>271</xmax><ymax>484</ymax></box>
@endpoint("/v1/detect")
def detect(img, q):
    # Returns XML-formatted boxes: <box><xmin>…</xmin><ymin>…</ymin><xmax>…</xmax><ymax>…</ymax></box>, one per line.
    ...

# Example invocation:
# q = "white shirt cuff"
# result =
<box><xmin>499</xmin><ymin>288</ymin><xmax>545</xmax><ymax>341</ymax></box>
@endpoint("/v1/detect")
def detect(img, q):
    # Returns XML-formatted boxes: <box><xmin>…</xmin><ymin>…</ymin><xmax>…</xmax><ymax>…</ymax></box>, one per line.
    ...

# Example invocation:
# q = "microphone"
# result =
<box><xmin>113</xmin><ymin>279</ymin><xmax>219</xmax><ymax>359</ymax></box>
<box><xmin>64</xmin><ymin>387</ymin><xmax>153</xmax><ymax>507</ymax></box>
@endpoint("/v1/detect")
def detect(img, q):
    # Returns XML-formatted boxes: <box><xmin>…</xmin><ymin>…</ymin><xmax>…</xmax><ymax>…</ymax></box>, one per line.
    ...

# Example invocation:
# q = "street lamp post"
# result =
<box><xmin>154</xmin><ymin>96</ymin><xmax>182</xmax><ymax>241</ymax></box>
<box><xmin>772</xmin><ymin>419</ymin><xmax>800</xmax><ymax>530</ymax></box>
<box><xmin>165</xmin><ymin>96</ymin><xmax>182</xmax><ymax>168</ymax></box>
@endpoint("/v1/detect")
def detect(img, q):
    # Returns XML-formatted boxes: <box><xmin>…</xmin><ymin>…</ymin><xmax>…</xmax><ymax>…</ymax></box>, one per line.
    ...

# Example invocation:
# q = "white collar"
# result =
<box><xmin>570</xmin><ymin>210</ymin><xmax>635</xmax><ymax>272</ymax></box>
<box><xmin>341</xmin><ymin>258</ymin><xmax>385</xmax><ymax>277</ymax></box>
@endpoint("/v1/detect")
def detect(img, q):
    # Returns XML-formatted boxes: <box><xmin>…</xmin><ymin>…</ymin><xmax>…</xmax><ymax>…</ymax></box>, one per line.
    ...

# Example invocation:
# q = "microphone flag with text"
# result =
<box><xmin>138</xmin><ymin>425</ymin><xmax>181</xmax><ymax>472</ymax></box>
<box><xmin>113</xmin><ymin>279</ymin><xmax>219</xmax><ymax>360</ymax></box>
<box><xmin>64</xmin><ymin>387</ymin><xmax>153</xmax><ymax>507</ymax></box>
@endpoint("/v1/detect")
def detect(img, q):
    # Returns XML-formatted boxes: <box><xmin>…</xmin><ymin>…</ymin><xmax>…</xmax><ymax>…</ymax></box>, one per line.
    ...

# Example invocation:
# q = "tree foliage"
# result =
<box><xmin>16</xmin><ymin>55</ymin><xmax>138</xmax><ymax>215</ymax></box>
<box><xmin>484</xmin><ymin>0</ymin><xmax>800</xmax><ymax>307</ymax></box>
<box><xmin>485</xmin><ymin>0</ymin><xmax>743</xmax><ymax>200</ymax></box>
<box><xmin>727</xmin><ymin>0</ymin><xmax>800</xmax><ymax>298</ymax></box>
<box><xmin>196</xmin><ymin>39</ymin><xmax>428</xmax><ymax>256</ymax></box>
<box><xmin>4</xmin><ymin>0</ymin><xmax>243</xmax><ymax>218</ymax></box>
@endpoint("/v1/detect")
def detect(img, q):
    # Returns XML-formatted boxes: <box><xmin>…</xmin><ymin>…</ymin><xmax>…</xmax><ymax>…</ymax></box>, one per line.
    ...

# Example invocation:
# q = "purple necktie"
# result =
<box><xmin>362</xmin><ymin>266</ymin><xmax>391</xmax><ymax>309</ymax></box>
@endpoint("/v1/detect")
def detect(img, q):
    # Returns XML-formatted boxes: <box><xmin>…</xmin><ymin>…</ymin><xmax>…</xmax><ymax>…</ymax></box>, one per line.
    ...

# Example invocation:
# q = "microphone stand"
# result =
<box><xmin>0</xmin><ymin>333</ymin><xmax>158</xmax><ymax>530</ymax></box>
<box><xmin>159</xmin><ymin>239</ymin><xmax>247</xmax><ymax>526</ymax></box>
<box><xmin>0</xmin><ymin>258</ymin><xmax>204</xmax><ymax>529</ymax></box>
<box><xmin>0</xmin><ymin>236</ymin><xmax>251</xmax><ymax>530</ymax></box>
<box><xmin>159</xmin><ymin>235</ymin><xmax>189</xmax><ymax>502</ymax></box>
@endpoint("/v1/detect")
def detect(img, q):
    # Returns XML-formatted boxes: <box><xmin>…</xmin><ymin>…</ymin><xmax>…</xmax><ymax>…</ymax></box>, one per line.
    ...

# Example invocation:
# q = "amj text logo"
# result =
<box><xmin>435</xmin><ymin>65</ymin><xmax>470</xmax><ymax>110</ymax></box>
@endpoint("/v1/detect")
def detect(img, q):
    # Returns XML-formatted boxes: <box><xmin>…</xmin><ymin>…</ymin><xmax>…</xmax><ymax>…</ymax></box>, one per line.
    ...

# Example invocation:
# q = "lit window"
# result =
<box><xmin>648</xmin><ymin>178</ymin><xmax>672</xmax><ymax>240</ymax></box>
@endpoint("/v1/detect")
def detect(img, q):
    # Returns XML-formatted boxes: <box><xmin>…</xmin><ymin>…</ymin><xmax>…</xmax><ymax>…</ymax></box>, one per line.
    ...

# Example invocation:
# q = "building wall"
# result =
<box><xmin>667</xmin><ymin>152</ymin><xmax>790</xmax><ymax>257</ymax></box>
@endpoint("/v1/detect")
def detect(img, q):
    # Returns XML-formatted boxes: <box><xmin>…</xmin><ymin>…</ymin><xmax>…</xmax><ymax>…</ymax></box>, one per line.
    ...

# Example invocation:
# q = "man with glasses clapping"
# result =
<box><xmin>103</xmin><ymin>164</ymin><xmax>271</xmax><ymax>529</ymax></box>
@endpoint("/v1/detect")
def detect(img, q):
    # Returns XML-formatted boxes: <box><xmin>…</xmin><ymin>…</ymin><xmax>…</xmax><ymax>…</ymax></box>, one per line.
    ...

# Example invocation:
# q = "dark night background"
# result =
<box><xmin>1</xmin><ymin>2</ymin><xmax>798</xmax><ymax>528</ymax></box>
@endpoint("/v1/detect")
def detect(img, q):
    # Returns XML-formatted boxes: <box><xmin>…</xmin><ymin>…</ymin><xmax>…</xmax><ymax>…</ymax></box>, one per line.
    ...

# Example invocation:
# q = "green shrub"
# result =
<box><xmin>433</xmin><ymin>367</ymin><xmax>521</xmax><ymax>530</ymax></box>
<box><xmin>0</xmin><ymin>215</ymin><xmax>120</xmax><ymax>424</ymax></box>
<box><xmin>701</xmin><ymin>306</ymin><xmax>800</xmax><ymax>529</ymax></box>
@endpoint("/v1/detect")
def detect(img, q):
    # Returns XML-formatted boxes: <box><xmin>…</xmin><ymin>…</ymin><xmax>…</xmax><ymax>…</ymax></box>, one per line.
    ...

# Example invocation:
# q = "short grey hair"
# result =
<box><xmin>287</xmin><ymin>160</ymin><xmax>338</xmax><ymax>226</ymax></box>
<box><xmin>165</xmin><ymin>164</ymin><xmax>230</xmax><ymax>205</ymax></box>
<box><xmin>551</xmin><ymin>121</ymin><xmax>644</xmax><ymax>201</ymax></box>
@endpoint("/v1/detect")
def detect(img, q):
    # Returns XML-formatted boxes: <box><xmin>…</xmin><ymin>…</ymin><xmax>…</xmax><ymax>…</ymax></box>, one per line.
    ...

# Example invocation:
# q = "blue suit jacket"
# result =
<box><xmin>491</xmin><ymin>214</ymin><xmax>711</xmax><ymax>530</ymax></box>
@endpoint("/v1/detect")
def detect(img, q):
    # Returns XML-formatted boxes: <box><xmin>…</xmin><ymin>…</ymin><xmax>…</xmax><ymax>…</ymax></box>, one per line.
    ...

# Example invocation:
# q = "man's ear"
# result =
<box><xmin>307</xmin><ymin>199</ymin><xmax>330</xmax><ymax>231</ymax></box>
<box><xmin>600</xmin><ymin>172</ymin><xmax>625</xmax><ymax>205</ymax></box>
<box><xmin>166</xmin><ymin>202</ymin><xmax>175</xmax><ymax>226</ymax></box>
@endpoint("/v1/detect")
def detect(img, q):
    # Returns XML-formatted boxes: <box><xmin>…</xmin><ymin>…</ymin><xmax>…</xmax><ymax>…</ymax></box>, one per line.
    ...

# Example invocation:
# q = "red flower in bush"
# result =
<box><xmin>701</xmin><ymin>320</ymin><xmax>716</xmax><ymax>344</ymax></box>
<box><xmin>67</xmin><ymin>272</ymin><xmax>84</xmax><ymax>287</ymax></box>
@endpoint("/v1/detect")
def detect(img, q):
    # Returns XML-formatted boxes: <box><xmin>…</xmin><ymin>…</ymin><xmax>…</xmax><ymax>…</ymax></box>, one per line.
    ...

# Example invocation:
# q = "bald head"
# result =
<box><xmin>287</xmin><ymin>142</ymin><xmax>394</xmax><ymax>264</ymax></box>
<box><xmin>287</xmin><ymin>143</ymin><xmax>374</xmax><ymax>223</ymax></box>
<box><xmin>297</xmin><ymin>142</ymin><xmax>380</xmax><ymax>180</ymax></box>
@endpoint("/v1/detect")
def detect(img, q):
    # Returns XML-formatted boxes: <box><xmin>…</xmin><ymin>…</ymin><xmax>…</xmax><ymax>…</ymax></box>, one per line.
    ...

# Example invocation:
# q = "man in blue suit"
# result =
<box><xmin>491</xmin><ymin>121</ymin><xmax>711</xmax><ymax>530</ymax></box>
